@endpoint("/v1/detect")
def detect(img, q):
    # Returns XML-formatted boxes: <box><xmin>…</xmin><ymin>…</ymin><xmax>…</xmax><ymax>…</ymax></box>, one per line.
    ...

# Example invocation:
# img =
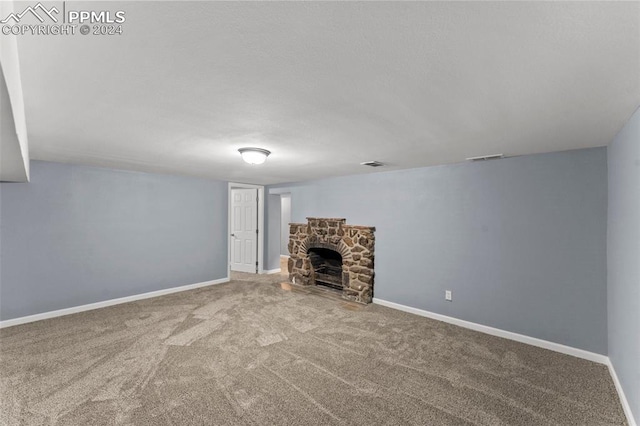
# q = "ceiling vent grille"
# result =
<box><xmin>466</xmin><ymin>154</ymin><xmax>504</xmax><ymax>162</ymax></box>
<box><xmin>360</xmin><ymin>161</ymin><xmax>384</xmax><ymax>167</ymax></box>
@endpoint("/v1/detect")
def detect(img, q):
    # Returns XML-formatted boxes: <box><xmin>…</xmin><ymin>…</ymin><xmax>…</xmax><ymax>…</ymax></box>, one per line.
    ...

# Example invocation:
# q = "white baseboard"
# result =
<box><xmin>0</xmin><ymin>283</ymin><xmax>633</xmax><ymax>424</ymax></box>
<box><xmin>372</xmin><ymin>298</ymin><xmax>637</xmax><ymax>425</ymax></box>
<box><xmin>0</xmin><ymin>277</ymin><xmax>230</xmax><ymax>329</ymax></box>
<box><xmin>263</xmin><ymin>268</ymin><xmax>282</xmax><ymax>274</ymax></box>
<box><xmin>372</xmin><ymin>298</ymin><xmax>608</xmax><ymax>365</ymax></box>
<box><xmin>606</xmin><ymin>359</ymin><xmax>637</xmax><ymax>426</ymax></box>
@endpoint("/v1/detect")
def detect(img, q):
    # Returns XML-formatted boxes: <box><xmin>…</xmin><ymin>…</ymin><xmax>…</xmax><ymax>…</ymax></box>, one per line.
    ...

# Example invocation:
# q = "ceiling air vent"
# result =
<box><xmin>360</xmin><ymin>161</ymin><xmax>384</xmax><ymax>167</ymax></box>
<box><xmin>466</xmin><ymin>154</ymin><xmax>504</xmax><ymax>162</ymax></box>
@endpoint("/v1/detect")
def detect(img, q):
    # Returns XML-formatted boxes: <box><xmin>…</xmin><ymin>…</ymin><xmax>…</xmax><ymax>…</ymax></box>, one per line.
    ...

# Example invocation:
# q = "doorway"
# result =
<box><xmin>228</xmin><ymin>183</ymin><xmax>264</xmax><ymax>275</ymax></box>
<box><xmin>280</xmin><ymin>193</ymin><xmax>292</xmax><ymax>273</ymax></box>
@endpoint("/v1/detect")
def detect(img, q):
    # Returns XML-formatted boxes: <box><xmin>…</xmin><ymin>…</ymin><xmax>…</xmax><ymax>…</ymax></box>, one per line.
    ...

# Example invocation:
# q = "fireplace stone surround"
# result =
<box><xmin>287</xmin><ymin>218</ymin><xmax>375</xmax><ymax>304</ymax></box>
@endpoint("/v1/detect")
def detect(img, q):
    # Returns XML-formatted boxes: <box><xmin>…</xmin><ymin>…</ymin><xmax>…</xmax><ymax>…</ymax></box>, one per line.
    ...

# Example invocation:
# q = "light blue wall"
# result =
<box><xmin>0</xmin><ymin>161</ymin><xmax>228</xmax><ymax>321</ymax></box>
<box><xmin>268</xmin><ymin>148</ymin><xmax>608</xmax><ymax>354</ymax></box>
<box><xmin>608</xmin><ymin>107</ymin><xmax>640</xmax><ymax>422</ymax></box>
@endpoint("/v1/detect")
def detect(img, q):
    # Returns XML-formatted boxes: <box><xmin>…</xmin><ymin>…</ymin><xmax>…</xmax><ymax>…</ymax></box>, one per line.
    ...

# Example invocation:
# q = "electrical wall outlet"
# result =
<box><xmin>445</xmin><ymin>290</ymin><xmax>452</xmax><ymax>301</ymax></box>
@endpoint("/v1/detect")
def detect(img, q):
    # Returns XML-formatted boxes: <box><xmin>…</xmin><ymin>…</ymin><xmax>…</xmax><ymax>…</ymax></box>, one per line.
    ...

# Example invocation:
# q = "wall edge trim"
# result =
<box><xmin>606</xmin><ymin>358</ymin><xmax>638</xmax><ymax>426</ymax></box>
<box><xmin>0</xmin><ymin>277</ymin><xmax>230</xmax><ymax>329</ymax></box>
<box><xmin>372</xmin><ymin>297</ymin><xmax>608</xmax><ymax>364</ymax></box>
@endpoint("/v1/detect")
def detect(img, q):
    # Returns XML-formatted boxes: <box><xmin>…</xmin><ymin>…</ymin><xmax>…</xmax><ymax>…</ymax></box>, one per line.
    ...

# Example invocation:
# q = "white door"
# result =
<box><xmin>230</xmin><ymin>188</ymin><xmax>258</xmax><ymax>273</ymax></box>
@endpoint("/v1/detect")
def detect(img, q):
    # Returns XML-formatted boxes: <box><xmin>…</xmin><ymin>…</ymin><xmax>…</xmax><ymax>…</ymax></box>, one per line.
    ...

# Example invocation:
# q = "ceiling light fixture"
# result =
<box><xmin>465</xmin><ymin>153</ymin><xmax>504</xmax><ymax>161</ymax></box>
<box><xmin>360</xmin><ymin>161</ymin><xmax>384</xmax><ymax>167</ymax></box>
<box><xmin>238</xmin><ymin>147</ymin><xmax>271</xmax><ymax>165</ymax></box>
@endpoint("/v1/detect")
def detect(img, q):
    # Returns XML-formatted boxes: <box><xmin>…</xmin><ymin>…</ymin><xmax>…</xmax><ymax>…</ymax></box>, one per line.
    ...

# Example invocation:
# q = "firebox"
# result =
<box><xmin>308</xmin><ymin>248</ymin><xmax>344</xmax><ymax>291</ymax></box>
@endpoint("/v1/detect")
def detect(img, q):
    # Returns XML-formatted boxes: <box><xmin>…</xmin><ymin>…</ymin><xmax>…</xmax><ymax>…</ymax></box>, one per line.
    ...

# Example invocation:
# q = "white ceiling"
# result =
<box><xmin>15</xmin><ymin>1</ymin><xmax>640</xmax><ymax>185</ymax></box>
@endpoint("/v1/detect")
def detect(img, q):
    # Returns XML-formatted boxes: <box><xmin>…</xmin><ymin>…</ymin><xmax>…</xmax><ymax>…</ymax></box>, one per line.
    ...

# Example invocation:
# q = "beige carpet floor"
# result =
<box><xmin>0</xmin><ymin>272</ymin><xmax>626</xmax><ymax>425</ymax></box>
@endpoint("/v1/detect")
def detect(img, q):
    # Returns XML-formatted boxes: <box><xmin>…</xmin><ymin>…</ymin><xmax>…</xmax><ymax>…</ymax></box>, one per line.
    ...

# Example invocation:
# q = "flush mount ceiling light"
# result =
<box><xmin>465</xmin><ymin>153</ymin><xmax>504</xmax><ymax>161</ymax></box>
<box><xmin>360</xmin><ymin>161</ymin><xmax>384</xmax><ymax>167</ymax></box>
<box><xmin>238</xmin><ymin>147</ymin><xmax>271</xmax><ymax>165</ymax></box>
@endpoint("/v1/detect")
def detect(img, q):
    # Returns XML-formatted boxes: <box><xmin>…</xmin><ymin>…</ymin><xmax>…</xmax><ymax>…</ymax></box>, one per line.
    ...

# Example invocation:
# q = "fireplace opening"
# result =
<box><xmin>308</xmin><ymin>248</ymin><xmax>343</xmax><ymax>291</ymax></box>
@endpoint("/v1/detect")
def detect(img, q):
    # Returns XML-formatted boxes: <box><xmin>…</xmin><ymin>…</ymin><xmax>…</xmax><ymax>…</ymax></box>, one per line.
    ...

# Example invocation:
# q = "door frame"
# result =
<box><xmin>280</xmin><ymin>193</ymin><xmax>292</xmax><ymax>258</ymax></box>
<box><xmin>228</xmin><ymin>182</ymin><xmax>264</xmax><ymax>276</ymax></box>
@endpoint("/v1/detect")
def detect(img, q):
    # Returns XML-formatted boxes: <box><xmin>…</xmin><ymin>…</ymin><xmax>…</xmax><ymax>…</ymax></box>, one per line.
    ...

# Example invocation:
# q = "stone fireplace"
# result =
<box><xmin>287</xmin><ymin>218</ymin><xmax>375</xmax><ymax>303</ymax></box>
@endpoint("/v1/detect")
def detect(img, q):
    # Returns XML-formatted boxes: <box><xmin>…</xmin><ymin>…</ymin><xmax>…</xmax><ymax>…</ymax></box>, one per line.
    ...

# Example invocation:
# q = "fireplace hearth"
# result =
<box><xmin>287</xmin><ymin>218</ymin><xmax>375</xmax><ymax>303</ymax></box>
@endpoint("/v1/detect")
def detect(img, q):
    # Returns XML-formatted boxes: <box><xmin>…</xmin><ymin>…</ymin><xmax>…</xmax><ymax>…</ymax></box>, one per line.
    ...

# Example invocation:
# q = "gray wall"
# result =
<box><xmin>281</xmin><ymin>194</ymin><xmax>291</xmax><ymax>256</ymax></box>
<box><xmin>608</xmin><ymin>107</ymin><xmax>640</xmax><ymax>421</ymax></box>
<box><xmin>268</xmin><ymin>148</ymin><xmax>608</xmax><ymax>354</ymax></box>
<box><xmin>0</xmin><ymin>161</ymin><xmax>228</xmax><ymax>321</ymax></box>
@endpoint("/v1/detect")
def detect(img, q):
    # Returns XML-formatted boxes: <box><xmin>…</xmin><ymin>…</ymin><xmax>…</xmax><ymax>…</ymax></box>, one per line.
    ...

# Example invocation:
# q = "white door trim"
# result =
<box><xmin>228</xmin><ymin>182</ymin><xmax>264</xmax><ymax>276</ymax></box>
